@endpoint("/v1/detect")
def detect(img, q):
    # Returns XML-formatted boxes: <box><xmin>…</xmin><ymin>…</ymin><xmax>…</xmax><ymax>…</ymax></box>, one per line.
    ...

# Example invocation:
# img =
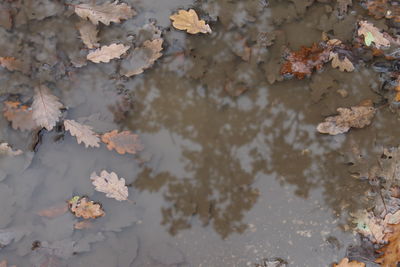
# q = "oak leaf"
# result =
<box><xmin>317</xmin><ymin>101</ymin><xmax>376</xmax><ymax>135</ymax></box>
<box><xmin>76</xmin><ymin>21</ymin><xmax>99</xmax><ymax>49</ymax></box>
<box><xmin>90</xmin><ymin>170</ymin><xmax>128</xmax><ymax>201</ymax></box>
<box><xmin>330</xmin><ymin>52</ymin><xmax>354</xmax><ymax>72</ymax></box>
<box><xmin>37</xmin><ymin>203</ymin><xmax>68</xmax><ymax>218</ymax></box>
<box><xmin>358</xmin><ymin>20</ymin><xmax>390</xmax><ymax>48</ymax></box>
<box><xmin>170</xmin><ymin>9</ymin><xmax>212</xmax><ymax>34</ymax></box>
<box><xmin>120</xmin><ymin>38</ymin><xmax>163</xmax><ymax>77</ymax></box>
<box><xmin>366</xmin><ymin>0</ymin><xmax>400</xmax><ymax>22</ymax></box>
<box><xmin>32</xmin><ymin>85</ymin><xmax>63</xmax><ymax>131</ymax></box>
<box><xmin>0</xmin><ymin>57</ymin><xmax>30</xmax><ymax>74</ymax></box>
<box><xmin>333</xmin><ymin>257</ymin><xmax>365</xmax><ymax>267</ymax></box>
<box><xmin>376</xmin><ymin>223</ymin><xmax>400</xmax><ymax>267</ymax></box>
<box><xmin>0</xmin><ymin>143</ymin><xmax>23</xmax><ymax>156</ymax></box>
<box><xmin>64</xmin><ymin>119</ymin><xmax>100</xmax><ymax>148</ymax></box>
<box><xmin>74</xmin><ymin>1</ymin><xmax>136</xmax><ymax>25</ymax></box>
<box><xmin>352</xmin><ymin>210</ymin><xmax>386</xmax><ymax>243</ymax></box>
<box><xmin>68</xmin><ymin>196</ymin><xmax>104</xmax><ymax>219</ymax></box>
<box><xmin>3</xmin><ymin>101</ymin><xmax>38</xmax><ymax>131</ymax></box>
<box><xmin>87</xmin><ymin>43</ymin><xmax>130</xmax><ymax>63</ymax></box>
<box><xmin>101</xmin><ymin>130</ymin><xmax>143</xmax><ymax>155</ymax></box>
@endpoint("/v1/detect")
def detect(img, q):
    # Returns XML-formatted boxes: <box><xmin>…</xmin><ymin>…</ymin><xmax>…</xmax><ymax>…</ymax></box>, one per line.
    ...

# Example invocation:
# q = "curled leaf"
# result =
<box><xmin>68</xmin><ymin>196</ymin><xmax>104</xmax><ymax>219</ymax></box>
<box><xmin>170</xmin><ymin>9</ymin><xmax>212</xmax><ymax>34</ymax></box>
<box><xmin>87</xmin><ymin>43</ymin><xmax>130</xmax><ymax>63</ymax></box>
<box><xmin>32</xmin><ymin>85</ymin><xmax>63</xmax><ymax>131</ymax></box>
<box><xmin>90</xmin><ymin>170</ymin><xmax>128</xmax><ymax>201</ymax></box>
<box><xmin>3</xmin><ymin>101</ymin><xmax>38</xmax><ymax>131</ymax></box>
<box><xmin>64</xmin><ymin>119</ymin><xmax>100</xmax><ymax>148</ymax></box>
<box><xmin>74</xmin><ymin>1</ymin><xmax>136</xmax><ymax>25</ymax></box>
<box><xmin>101</xmin><ymin>130</ymin><xmax>143</xmax><ymax>155</ymax></box>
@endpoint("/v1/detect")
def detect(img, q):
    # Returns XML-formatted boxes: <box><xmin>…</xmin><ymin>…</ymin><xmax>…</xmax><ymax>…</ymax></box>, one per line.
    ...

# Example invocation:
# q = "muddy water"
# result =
<box><xmin>0</xmin><ymin>0</ymin><xmax>398</xmax><ymax>266</ymax></box>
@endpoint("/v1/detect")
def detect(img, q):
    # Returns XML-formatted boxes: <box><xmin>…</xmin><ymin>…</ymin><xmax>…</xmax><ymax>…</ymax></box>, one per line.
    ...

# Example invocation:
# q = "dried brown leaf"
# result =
<box><xmin>120</xmin><ymin>38</ymin><xmax>163</xmax><ymax>77</ymax></box>
<box><xmin>32</xmin><ymin>85</ymin><xmax>63</xmax><ymax>131</ymax></box>
<box><xmin>68</xmin><ymin>196</ymin><xmax>104</xmax><ymax>219</ymax></box>
<box><xmin>0</xmin><ymin>143</ymin><xmax>23</xmax><ymax>156</ymax></box>
<box><xmin>74</xmin><ymin>1</ymin><xmax>136</xmax><ymax>25</ymax></box>
<box><xmin>170</xmin><ymin>9</ymin><xmax>212</xmax><ymax>34</ymax></box>
<box><xmin>317</xmin><ymin>102</ymin><xmax>376</xmax><ymax>135</ymax></box>
<box><xmin>366</xmin><ymin>0</ymin><xmax>400</xmax><ymax>22</ymax></box>
<box><xmin>376</xmin><ymin>223</ymin><xmax>400</xmax><ymax>266</ymax></box>
<box><xmin>101</xmin><ymin>130</ymin><xmax>143</xmax><ymax>155</ymax></box>
<box><xmin>90</xmin><ymin>170</ymin><xmax>128</xmax><ymax>201</ymax></box>
<box><xmin>358</xmin><ymin>20</ymin><xmax>390</xmax><ymax>48</ymax></box>
<box><xmin>37</xmin><ymin>203</ymin><xmax>68</xmax><ymax>218</ymax></box>
<box><xmin>337</xmin><ymin>0</ymin><xmax>352</xmax><ymax>16</ymax></box>
<box><xmin>352</xmin><ymin>210</ymin><xmax>387</xmax><ymax>243</ymax></box>
<box><xmin>87</xmin><ymin>43</ymin><xmax>130</xmax><ymax>63</ymax></box>
<box><xmin>64</xmin><ymin>119</ymin><xmax>100</xmax><ymax>148</ymax></box>
<box><xmin>76</xmin><ymin>21</ymin><xmax>99</xmax><ymax>49</ymax></box>
<box><xmin>330</xmin><ymin>52</ymin><xmax>354</xmax><ymax>72</ymax></box>
<box><xmin>3</xmin><ymin>101</ymin><xmax>38</xmax><ymax>131</ymax></box>
<box><xmin>333</xmin><ymin>257</ymin><xmax>365</xmax><ymax>267</ymax></box>
<box><xmin>0</xmin><ymin>57</ymin><xmax>29</xmax><ymax>74</ymax></box>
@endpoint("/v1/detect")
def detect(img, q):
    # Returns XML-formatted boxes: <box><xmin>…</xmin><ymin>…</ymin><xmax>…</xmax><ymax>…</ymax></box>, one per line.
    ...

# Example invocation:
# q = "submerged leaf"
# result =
<box><xmin>0</xmin><ymin>260</ymin><xmax>16</xmax><ymax>267</ymax></box>
<box><xmin>32</xmin><ymin>85</ymin><xmax>63</xmax><ymax>131</ymax></box>
<box><xmin>37</xmin><ymin>203</ymin><xmax>68</xmax><ymax>218</ymax></box>
<box><xmin>87</xmin><ymin>43</ymin><xmax>130</xmax><ymax>63</ymax></box>
<box><xmin>101</xmin><ymin>130</ymin><xmax>143</xmax><ymax>155</ymax></box>
<box><xmin>170</xmin><ymin>9</ymin><xmax>212</xmax><ymax>34</ymax></box>
<box><xmin>76</xmin><ymin>21</ymin><xmax>99</xmax><ymax>49</ymax></box>
<box><xmin>90</xmin><ymin>170</ymin><xmax>128</xmax><ymax>201</ymax></box>
<box><xmin>317</xmin><ymin>101</ymin><xmax>376</xmax><ymax>135</ymax></box>
<box><xmin>64</xmin><ymin>119</ymin><xmax>100</xmax><ymax>148</ymax></box>
<box><xmin>3</xmin><ymin>101</ymin><xmax>38</xmax><ymax>131</ymax></box>
<box><xmin>68</xmin><ymin>196</ymin><xmax>104</xmax><ymax>219</ymax></box>
<box><xmin>0</xmin><ymin>57</ymin><xmax>30</xmax><ymax>74</ymax></box>
<box><xmin>74</xmin><ymin>1</ymin><xmax>136</xmax><ymax>25</ymax></box>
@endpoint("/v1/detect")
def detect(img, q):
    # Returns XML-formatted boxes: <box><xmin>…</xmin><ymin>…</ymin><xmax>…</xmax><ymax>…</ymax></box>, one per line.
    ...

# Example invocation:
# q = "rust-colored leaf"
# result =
<box><xmin>3</xmin><ymin>101</ymin><xmax>38</xmax><ymax>131</ymax></box>
<box><xmin>280</xmin><ymin>43</ymin><xmax>331</xmax><ymax>79</ymax></box>
<box><xmin>333</xmin><ymin>257</ymin><xmax>365</xmax><ymax>267</ymax></box>
<box><xmin>0</xmin><ymin>57</ymin><xmax>30</xmax><ymax>74</ymax></box>
<box><xmin>68</xmin><ymin>196</ymin><xmax>104</xmax><ymax>219</ymax></box>
<box><xmin>101</xmin><ymin>130</ymin><xmax>143</xmax><ymax>155</ymax></box>
<box><xmin>37</xmin><ymin>203</ymin><xmax>68</xmax><ymax>218</ymax></box>
<box><xmin>376</xmin><ymin>223</ymin><xmax>400</xmax><ymax>267</ymax></box>
<box><xmin>366</xmin><ymin>0</ymin><xmax>400</xmax><ymax>22</ymax></box>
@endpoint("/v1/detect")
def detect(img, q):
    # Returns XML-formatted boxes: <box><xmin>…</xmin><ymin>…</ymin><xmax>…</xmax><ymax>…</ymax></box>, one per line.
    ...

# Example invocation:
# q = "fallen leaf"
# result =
<box><xmin>366</xmin><ymin>0</ymin><xmax>400</xmax><ymax>22</ymax></box>
<box><xmin>317</xmin><ymin>101</ymin><xmax>376</xmax><ymax>135</ymax></box>
<box><xmin>358</xmin><ymin>20</ymin><xmax>390</xmax><ymax>48</ymax></box>
<box><xmin>352</xmin><ymin>210</ymin><xmax>386</xmax><ymax>243</ymax></box>
<box><xmin>337</xmin><ymin>0</ymin><xmax>352</xmax><ymax>16</ymax></box>
<box><xmin>90</xmin><ymin>170</ymin><xmax>128</xmax><ymax>201</ymax></box>
<box><xmin>87</xmin><ymin>43</ymin><xmax>130</xmax><ymax>63</ymax></box>
<box><xmin>32</xmin><ymin>85</ymin><xmax>63</xmax><ymax>131</ymax></box>
<box><xmin>64</xmin><ymin>119</ymin><xmax>100</xmax><ymax>148</ymax></box>
<box><xmin>68</xmin><ymin>196</ymin><xmax>104</xmax><ymax>219</ymax></box>
<box><xmin>74</xmin><ymin>220</ymin><xmax>93</xmax><ymax>230</ymax></box>
<box><xmin>280</xmin><ymin>43</ymin><xmax>331</xmax><ymax>79</ymax></box>
<box><xmin>376</xmin><ymin>223</ymin><xmax>400</xmax><ymax>266</ymax></box>
<box><xmin>74</xmin><ymin>1</ymin><xmax>136</xmax><ymax>25</ymax></box>
<box><xmin>170</xmin><ymin>9</ymin><xmax>212</xmax><ymax>34</ymax></box>
<box><xmin>0</xmin><ymin>260</ymin><xmax>16</xmax><ymax>267</ymax></box>
<box><xmin>120</xmin><ymin>38</ymin><xmax>163</xmax><ymax>77</ymax></box>
<box><xmin>330</xmin><ymin>52</ymin><xmax>354</xmax><ymax>72</ymax></box>
<box><xmin>0</xmin><ymin>57</ymin><xmax>30</xmax><ymax>74</ymax></box>
<box><xmin>3</xmin><ymin>101</ymin><xmax>38</xmax><ymax>131</ymax></box>
<box><xmin>37</xmin><ymin>203</ymin><xmax>68</xmax><ymax>218</ymax></box>
<box><xmin>76</xmin><ymin>21</ymin><xmax>99</xmax><ymax>49</ymax></box>
<box><xmin>101</xmin><ymin>130</ymin><xmax>143</xmax><ymax>155</ymax></box>
<box><xmin>333</xmin><ymin>257</ymin><xmax>365</xmax><ymax>267</ymax></box>
<box><xmin>0</xmin><ymin>143</ymin><xmax>23</xmax><ymax>156</ymax></box>
<box><xmin>0</xmin><ymin>5</ymin><xmax>12</xmax><ymax>30</ymax></box>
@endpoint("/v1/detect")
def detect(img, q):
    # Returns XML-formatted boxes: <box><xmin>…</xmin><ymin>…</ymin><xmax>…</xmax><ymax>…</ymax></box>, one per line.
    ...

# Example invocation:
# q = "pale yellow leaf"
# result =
<box><xmin>64</xmin><ymin>119</ymin><xmax>100</xmax><ymax>148</ymax></box>
<box><xmin>76</xmin><ymin>21</ymin><xmax>99</xmax><ymax>49</ymax></box>
<box><xmin>90</xmin><ymin>170</ymin><xmax>128</xmax><ymax>201</ymax></box>
<box><xmin>32</xmin><ymin>85</ymin><xmax>63</xmax><ymax>131</ymax></box>
<box><xmin>170</xmin><ymin>9</ymin><xmax>212</xmax><ymax>34</ymax></box>
<box><xmin>74</xmin><ymin>1</ymin><xmax>136</xmax><ymax>25</ymax></box>
<box><xmin>87</xmin><ymin>43</ymin><xmax>130</xmax><ymax>63</ymax></box>
<box><xmin>330</xmin><ymin>52</ymin><xmax>354</xmax><ymax>72</ymax></box>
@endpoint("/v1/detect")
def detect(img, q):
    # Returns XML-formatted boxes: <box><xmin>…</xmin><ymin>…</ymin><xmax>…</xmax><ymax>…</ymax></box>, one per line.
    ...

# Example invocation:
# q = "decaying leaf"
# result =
<box><xmin>358</xmin><ymin>20</ymin><xmax>390</xmax><ymax>49</ymax></box>
<box><xmin>64</xmin><ymin>119</ymin><xmax>100</xmax><ymax>148</ymax></box>
<box><xmin>3</xmin><ymin>101</ymin><xmax>38</xmax><ymax>131</ymax></box>
<box><xmin>74</xmin><ymin>1</ymin><xmax>136</xmax><ymax>25</ymax></box>
<box><xmin>90</xmin><ymin>170</ymin><xmax>128</xmax><ymax>201</ymax></box>
<box><xmin>32</xmin><ymin>85</ymin><xmax>63</xmax><ymax>131</ymax></box>
<box><xmin>317</xmin><ymin>101</ymin><xmax>376</xmax><ymax>135</ymax></box>
<box><xmin>68</xmin><ymin>196</ymin><xmax>104</xmax><ymax>219</ymax></box>
<box><xmin>74</xmin><ymin>220</ymin><xmax>93</xmax><ymax>230</ymax></box>
<box><xmin>0</xmin><ymin>57</ymin><xmax>30</xmax><ymax>74</ymax></box>
<box><xmin>170</xmin><ymin>9</ymin><xmax>212</xmax><ymax>34</ymax></box>
<box><xmin>366</xmin><ymin>0</ymin><xmax>400</xmax><ymax>22</ymax></box>
<box><xmin>101</xmin><ymin>130</ymin><xmax>143</xmax><ymax>155</ymax></box>
<box><xmin>37</xmin><ymin>203</ymin><xmax>68</xmax><ymax>218</ymax></box>
<box><xmin>87</xmin><ymin>43</ymin><xmax>130</xmax><ymax>63</ymax></box>
<box><xmin>337</xmin><ymin>0</ymin><xmax>352</xmax><ymax>16</ymax></box>
<box><xmin>120</xmin><ymin>38</ymin><xmax>163</xmax><ymax>77</ymax></box>
<box><xmin>333</xmin><ymin>257</ymin><xmax>365</xmax><ymax>267</ymax></box>
<box><xmin>352</xmin><ymin>210</ymin><xmax>386</xmax><ymax>243</ymax></box>
<box><xmin>280</xmin><ymin>43</ymin><xmax>331</xmax><ymax>79</ymax></box>
<box><xmin>330</xmin><ymin>52</ymin><xmax>354</xmax><ymax>72</ymax></box>
<box><xmin>376</xmin><ymin>223</ymin><xmax>400</xmax><ymax>266</ymax></box>
<box><xmin>0</xmin><ymin>260</ymin><xmax>16</xmax><ymax>267</ymax></box>
<box><xmin>0</xmin><ymin>143</ymin><xmax>23</xmax><ymax>156</ymax></box>
<box><xmin>76</xmin><ymin>21</ymin><xmax>99</xmax><ymax>49</ymax></box>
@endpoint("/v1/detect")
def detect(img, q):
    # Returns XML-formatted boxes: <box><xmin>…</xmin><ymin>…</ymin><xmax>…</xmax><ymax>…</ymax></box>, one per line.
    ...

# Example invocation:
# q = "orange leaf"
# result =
<box><xmin>68</xmin><ymin>196</ymin><xmax>104</xmax><ymax>219</ymax></box>
<box><xmin>3</xmin><ymin>101</ymin><xmax>38</xmax><ymax>131</ymax></box>
<box><xmin>101</xmin><ymin>130</ymin><xmax>143</xmax><ymax>155</ymax></box>
<box><xmin>376</xmin><ymin>223</ymin><xmax>400</xmax><ymax>267</ymax></box>
<box><xmin>333</xmin><ymin>257</ymin><xmax>365</xmax><ymax>267</ymax></box>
